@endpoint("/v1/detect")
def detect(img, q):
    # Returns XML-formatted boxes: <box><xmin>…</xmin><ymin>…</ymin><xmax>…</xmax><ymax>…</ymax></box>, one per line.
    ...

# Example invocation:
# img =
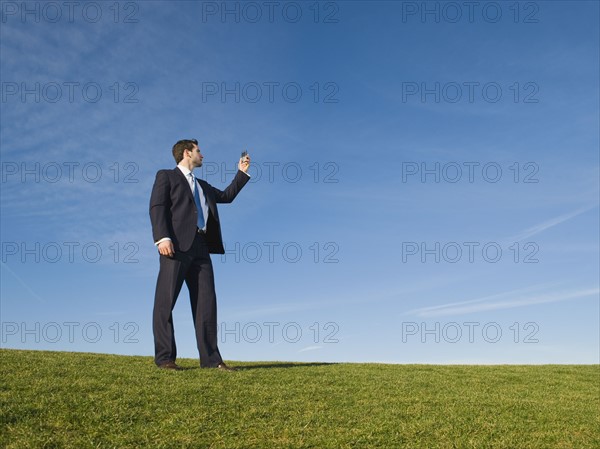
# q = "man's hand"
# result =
<box><xmin>238</xmin><ymin>154</ymin><xmax>251</xmax><ymax>173</ymax></box>
<box><xmin>157</xmin><ymin>240</ymin><xmax>175</xmax><ymax>258</ymax></box>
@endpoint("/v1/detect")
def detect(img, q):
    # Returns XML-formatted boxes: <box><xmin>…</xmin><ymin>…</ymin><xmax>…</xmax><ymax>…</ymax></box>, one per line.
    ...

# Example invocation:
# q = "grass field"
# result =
<box><xmin>0</xmin><ymin>349</ymin><xmax>598</xmax><ymax>448</ymax></box>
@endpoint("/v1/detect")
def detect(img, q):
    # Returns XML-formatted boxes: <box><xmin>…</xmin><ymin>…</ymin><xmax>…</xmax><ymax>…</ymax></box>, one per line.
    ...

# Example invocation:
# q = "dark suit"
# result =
<box><xmin>149</xmin><ymin>167</ymin><xmax>249</xmax><ymax>367</ymax></box>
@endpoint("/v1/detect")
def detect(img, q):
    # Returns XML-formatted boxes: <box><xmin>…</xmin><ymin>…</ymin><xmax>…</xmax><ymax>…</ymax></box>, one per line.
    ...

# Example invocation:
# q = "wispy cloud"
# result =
<box><xmin>507</xmin><ymin>204</ymin><xmax>598</xmax><ymax>242</ymax></box>
<box><xmin>299</xmin><ymin>346</ymin><xmax>322</xmax><ymax>353</ymax></box>
<box><xmin>407</xmin><ymin>285</ymin><xmax>599</xmax><ymax>317</ymax></box>
<box><xmin>0</xmin><ymin>262</ymin><xmax>45</xmax><ymax>303</ymax></box>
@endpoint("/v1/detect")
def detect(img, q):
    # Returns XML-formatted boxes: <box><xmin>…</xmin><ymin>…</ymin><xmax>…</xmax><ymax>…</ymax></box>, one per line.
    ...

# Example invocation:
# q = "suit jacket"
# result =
<box><xmin>150</xmin><ymin>167</ymin><xmax>249</xmax><ymax>254</ymax></box>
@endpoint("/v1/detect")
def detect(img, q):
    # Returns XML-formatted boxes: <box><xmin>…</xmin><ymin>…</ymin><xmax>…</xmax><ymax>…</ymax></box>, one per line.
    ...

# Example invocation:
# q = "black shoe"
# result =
<box><xmin>216</xmin><ymin>362</ymin><xmax>237</xmax><ymax>372</ymax></box>
<box><xmin>158</xmin><ymin>361</ymin><xmax>182</xmax><ymax>371</ymax></box>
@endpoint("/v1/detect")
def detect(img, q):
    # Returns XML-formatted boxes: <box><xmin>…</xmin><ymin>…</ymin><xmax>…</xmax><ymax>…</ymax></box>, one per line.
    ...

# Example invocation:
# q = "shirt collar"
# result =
<box><xmin>177</xmin><ymin>164</ymin><xmax>193</xmax><ymax>178</ymax></box>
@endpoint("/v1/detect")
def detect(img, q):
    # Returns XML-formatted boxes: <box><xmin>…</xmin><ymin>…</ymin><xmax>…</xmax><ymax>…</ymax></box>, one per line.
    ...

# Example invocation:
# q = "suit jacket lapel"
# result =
<box><xmin>175</xmin><ymin>168</ymin><xmax>217</xmax><ymax>220</ymax></box>
<box><xmin>174</xmin><ymin>167</ymin><xmax>195</xmax><ymax>203</ymax></box>
<box><xmin>198</xmin><ymin>178</ymin><xmax>217</xmax><ymax>219</ymax></box>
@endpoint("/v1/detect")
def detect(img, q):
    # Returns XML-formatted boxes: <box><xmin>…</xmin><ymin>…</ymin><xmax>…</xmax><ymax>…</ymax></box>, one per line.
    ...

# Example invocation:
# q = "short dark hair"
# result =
<box><xmin>172</xmin><ymin>139</ymin><xmax>198</xmax><ymax>163</ymax></box>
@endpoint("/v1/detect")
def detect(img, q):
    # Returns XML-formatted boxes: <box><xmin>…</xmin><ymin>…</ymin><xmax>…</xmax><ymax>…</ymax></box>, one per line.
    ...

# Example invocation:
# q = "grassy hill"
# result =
<box><xmin>1</xmin><ymin>349</ymin><xmax>598</xmax><ymax>448</ymax></box>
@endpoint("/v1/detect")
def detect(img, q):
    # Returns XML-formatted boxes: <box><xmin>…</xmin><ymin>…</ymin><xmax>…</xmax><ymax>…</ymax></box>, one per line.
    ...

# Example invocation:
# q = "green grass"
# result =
<box><xmin>1</xmin><ymin>349</ymin><xmax>598</xmax><ymax>448</ymax></box>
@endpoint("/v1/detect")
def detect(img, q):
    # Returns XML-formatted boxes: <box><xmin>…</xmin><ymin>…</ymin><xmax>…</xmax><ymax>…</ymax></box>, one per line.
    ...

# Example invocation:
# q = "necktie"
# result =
<box><xmin>190</xmin><ymin>174</ymin><xmax>205</xmax><ymax>230</ymax></box>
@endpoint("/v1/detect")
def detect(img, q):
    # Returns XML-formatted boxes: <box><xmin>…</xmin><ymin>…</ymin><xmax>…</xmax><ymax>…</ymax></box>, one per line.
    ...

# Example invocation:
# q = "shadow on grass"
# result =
<box><xmin>160</xmin><ymin>362</ymin><xmax>337</xmax><ymax>371</ymax></box>
<box><xmin>234</xmin><ymin>362</ymin><xmax>337</xmax><ymax>371</ymax></box>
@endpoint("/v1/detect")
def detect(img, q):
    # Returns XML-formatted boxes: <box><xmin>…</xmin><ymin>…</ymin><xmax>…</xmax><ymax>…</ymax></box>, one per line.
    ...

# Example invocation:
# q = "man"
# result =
<box><xmin>149</xmin><ymin>139</ymin><xmax>250</xmax><ymax>371</ymax></box>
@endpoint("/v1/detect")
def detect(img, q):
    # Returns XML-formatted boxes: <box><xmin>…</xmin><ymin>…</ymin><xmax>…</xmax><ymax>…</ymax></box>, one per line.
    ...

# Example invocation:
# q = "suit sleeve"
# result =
<box><xmin>209</xmin><ymin>170</ymin><xmax>250</xmax><ymax>204</ymax></box>
<box><xmin>149</xmin><ymin>170</ymin><xmax>172</xmax><ymax>243</ymax></box>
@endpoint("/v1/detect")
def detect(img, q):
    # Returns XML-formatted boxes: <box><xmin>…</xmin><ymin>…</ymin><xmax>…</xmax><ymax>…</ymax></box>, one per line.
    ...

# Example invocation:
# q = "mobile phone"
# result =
<box><xmin>241</xmin><ymin>150</ymin><xmax>249</xmax><ymax>159</ymax></box>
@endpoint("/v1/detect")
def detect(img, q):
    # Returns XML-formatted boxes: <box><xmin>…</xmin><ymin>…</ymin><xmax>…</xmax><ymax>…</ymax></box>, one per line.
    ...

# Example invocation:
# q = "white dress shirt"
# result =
<box><xmin>154</xmin><ymin>165</ymin><xmax>209</xmax><ymax>246</ymax></box>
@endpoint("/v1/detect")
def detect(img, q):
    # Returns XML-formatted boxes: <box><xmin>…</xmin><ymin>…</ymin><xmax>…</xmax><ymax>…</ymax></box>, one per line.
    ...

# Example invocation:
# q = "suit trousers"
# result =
<box><xmin>152</xmin><ymin>231</ymin><xmax>223</xmax><ymax>368</ymax></box>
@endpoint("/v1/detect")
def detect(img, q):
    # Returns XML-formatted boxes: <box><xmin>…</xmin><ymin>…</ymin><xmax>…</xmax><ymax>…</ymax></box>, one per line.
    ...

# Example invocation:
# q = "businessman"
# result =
<box><xmin>149</xmin><ymin>139</ymin><xmax>250</xmax><ymax>371</ymax></box>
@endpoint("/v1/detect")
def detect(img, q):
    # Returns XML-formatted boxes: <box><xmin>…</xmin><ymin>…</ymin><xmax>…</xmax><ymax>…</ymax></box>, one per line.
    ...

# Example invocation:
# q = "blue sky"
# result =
<box><xmin>1</xmin><ymin>0</ymin><xmax>598</xmax><ymax>364</ymax></box>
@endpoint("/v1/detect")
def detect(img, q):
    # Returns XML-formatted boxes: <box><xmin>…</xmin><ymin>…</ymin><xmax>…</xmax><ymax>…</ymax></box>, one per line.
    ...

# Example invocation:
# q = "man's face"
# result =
<box><xmin>188</xmin><ymin>144</ymin><xmax>203</xmax><ymax>168</ymax></box>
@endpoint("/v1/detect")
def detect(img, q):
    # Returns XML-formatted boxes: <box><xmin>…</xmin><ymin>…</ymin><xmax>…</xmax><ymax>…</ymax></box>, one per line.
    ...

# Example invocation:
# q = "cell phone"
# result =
<box><xmin>241</xmin><ymin>150</ymin><xmax>248</xmax><ymax>159</ymax></box>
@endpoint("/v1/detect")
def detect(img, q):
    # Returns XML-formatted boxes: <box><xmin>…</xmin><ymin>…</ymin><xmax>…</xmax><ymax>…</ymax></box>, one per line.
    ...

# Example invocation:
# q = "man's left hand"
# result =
<box><xmin>238</xmin><ymin>155</ymin><xmax>251</xmax><ymax>173</ymax></box>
